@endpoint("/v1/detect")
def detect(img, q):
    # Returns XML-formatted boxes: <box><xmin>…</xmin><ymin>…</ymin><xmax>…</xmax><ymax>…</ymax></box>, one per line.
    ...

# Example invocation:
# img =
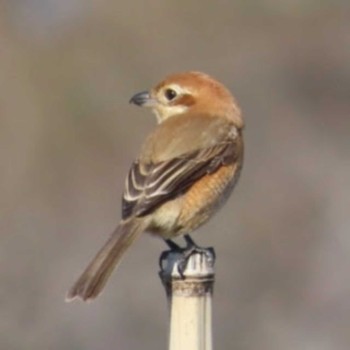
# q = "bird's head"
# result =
<box><xmin>129</xmin><ymin>71</ymin><xmax>243</xmax><ymax>128</ymax></box>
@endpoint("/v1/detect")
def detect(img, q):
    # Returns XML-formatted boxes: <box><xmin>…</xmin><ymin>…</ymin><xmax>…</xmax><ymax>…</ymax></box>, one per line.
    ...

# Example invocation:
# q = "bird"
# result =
<box><xmin>66</xmin><ymin>71</ymin><xmax>244</xmax><ymax>302</ymax></box>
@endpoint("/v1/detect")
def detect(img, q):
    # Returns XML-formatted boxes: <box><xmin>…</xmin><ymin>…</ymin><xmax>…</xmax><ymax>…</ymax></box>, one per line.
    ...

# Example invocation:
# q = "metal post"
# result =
<box><xmin>159</xmin><ymin>248</ymin><xmax>215</xmax><ymax>350</ymax></box>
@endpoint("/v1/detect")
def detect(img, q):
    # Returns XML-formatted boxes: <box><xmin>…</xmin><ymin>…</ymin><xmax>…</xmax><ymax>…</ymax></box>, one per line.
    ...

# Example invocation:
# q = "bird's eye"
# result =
<box><xmin>164</xmin><ymin>88</ymin><xmax>177</xmax><ymax>101</ymax></box>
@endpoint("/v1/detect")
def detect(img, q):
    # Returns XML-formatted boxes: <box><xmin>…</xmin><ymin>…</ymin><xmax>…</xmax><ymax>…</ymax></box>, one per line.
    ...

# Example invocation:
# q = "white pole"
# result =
<box><xmin>159</xmin><ymin>249</ymin><xmax>215</xmax><ymax>350</ymax></box>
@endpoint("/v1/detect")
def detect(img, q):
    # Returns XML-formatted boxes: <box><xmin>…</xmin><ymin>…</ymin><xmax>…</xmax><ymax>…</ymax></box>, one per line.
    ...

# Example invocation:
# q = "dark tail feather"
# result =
<box><xmin>66</xmin><ymin>218</ymin><xmax>148</xmax><ymax>302</ymax></box>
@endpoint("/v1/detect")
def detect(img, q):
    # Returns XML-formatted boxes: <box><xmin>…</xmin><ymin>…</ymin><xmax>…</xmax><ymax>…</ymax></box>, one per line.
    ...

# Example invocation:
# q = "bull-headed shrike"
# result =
<box><xmin>66</xmin><ymin>71</ymin><xmax>244</xmax><ymax>302</ymax></box>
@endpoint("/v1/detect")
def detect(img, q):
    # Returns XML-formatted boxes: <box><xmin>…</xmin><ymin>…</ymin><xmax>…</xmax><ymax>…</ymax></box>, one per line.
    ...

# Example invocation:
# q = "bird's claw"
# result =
<box><xmin>176</xmin><ymin>245</ymin><xmax>216</xmax><ymax>277</ymax></box>
<box><xmin>159</xmin><ymin>237</ymin><xmax>216</xmax><ymax>277</ymax></box>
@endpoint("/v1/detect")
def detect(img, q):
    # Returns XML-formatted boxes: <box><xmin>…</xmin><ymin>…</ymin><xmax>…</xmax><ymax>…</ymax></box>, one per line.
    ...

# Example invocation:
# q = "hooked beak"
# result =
<box><xmin>129</xmin><ymin>91</ymin><xmax>157</xmax><ymax>107</ymax></box>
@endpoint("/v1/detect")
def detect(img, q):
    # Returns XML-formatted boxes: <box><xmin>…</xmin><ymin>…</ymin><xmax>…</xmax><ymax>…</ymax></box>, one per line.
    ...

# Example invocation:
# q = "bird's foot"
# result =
<box><xmin>159</xmin><ymin>239</ymin><xmax>182</xmax><ymax>269</ymax></box>
<box><xmin>176</xmin><ymin>235</ymin><xmax>216</xmax><ymax>276</ymax></box>
<box><xmin>159</xmin><ymin>235</ymin><xmax>216</xmax><ymax>277</ymax></box>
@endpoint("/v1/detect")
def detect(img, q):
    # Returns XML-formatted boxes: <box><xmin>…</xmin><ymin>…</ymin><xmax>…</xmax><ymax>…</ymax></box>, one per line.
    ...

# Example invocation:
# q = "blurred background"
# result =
<box><xmin>1</xmin><ymin>1</ymin><xmax>349</xmax><ymax>349</ymax></box>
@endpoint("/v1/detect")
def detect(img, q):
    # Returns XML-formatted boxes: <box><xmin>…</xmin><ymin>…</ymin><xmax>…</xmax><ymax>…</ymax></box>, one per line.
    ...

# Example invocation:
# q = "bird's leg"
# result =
<box><xmin>184</xmin><ymin>234</ymin><xmax>216</xmax><ymax>260</ymax></box>
<box><xmin>165</xmin><ymin>239</ymin><xmax>181</xmax><ymax>251</ymax></box>
<box><xmin>184</xmin><ymin>234</ymin><xmax>197</xmax><ymax>248</ymax></box>
<box><xmin>159</xmin><ymin>239</ymin><xmax>182</xmax><ymax>269</ymax></box>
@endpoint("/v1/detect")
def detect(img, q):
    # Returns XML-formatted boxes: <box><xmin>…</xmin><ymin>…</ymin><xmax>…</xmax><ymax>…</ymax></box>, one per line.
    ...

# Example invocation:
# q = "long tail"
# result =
<box><xmin>66</xmin><ymin>218</ymin><xmax>149</xmax><ymax>302</ymax></box>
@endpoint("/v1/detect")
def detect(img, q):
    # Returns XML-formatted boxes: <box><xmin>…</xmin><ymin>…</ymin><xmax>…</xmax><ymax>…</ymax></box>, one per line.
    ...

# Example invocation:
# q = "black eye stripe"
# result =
<box><xmin>164</xmin><ymin>88</ymin><xmax>177</xmax><ymax>101</ymax></box>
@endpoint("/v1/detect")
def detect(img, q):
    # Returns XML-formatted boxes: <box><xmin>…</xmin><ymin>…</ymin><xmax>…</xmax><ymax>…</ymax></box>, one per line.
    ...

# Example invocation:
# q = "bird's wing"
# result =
<box><xmin>121</xmin><ymin>135</ymin><xmax>241</xmax><ymax>219</ymax></box>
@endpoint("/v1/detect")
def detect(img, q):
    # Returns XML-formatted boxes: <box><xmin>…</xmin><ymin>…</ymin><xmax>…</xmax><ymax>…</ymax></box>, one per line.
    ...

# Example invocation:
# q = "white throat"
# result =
<box><xmin>153</xmin><ymin>105</ymin><xmax>189</xmax><ymax>124</ymax></box>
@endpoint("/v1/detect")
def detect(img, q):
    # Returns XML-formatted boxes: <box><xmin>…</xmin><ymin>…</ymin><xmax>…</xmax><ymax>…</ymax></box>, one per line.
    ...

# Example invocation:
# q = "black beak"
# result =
<box><xmin>129</xmin><ymin>91</ymin><xmax>155</xmax><ymax>107</ymax></box>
